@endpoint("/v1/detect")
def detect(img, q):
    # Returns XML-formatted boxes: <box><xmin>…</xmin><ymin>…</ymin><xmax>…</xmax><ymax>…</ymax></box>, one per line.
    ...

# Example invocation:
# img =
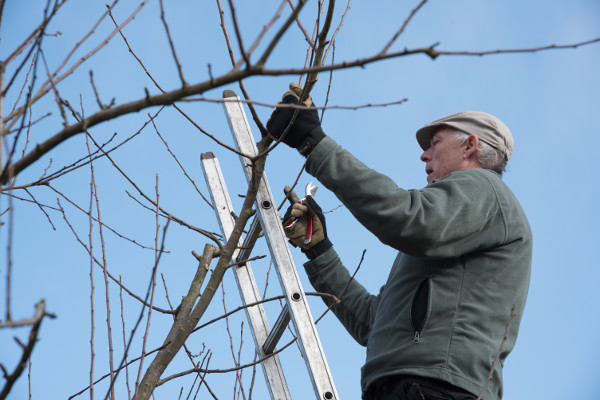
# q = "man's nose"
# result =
<box><xmin>420</xmin><ymin>147</ymin><xmax>431</xmax><ymax>162</ymax></box>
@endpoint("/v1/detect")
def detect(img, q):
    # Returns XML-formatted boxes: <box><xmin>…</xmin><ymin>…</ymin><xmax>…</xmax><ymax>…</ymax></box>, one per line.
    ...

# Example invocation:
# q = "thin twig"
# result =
<box><xmin>321</xmin><ymin>0</ymin><xmax>351</xmax><ymax>65</ymax></box>
<box><xmin>2</xmin><ymin>20</ymin><xmax>40</xmax><ymax>103</ymax></box>
<box><xmin>233</xmin><ymin>0</ymin><xmax>289</xmax><ymax>70</ymax></box>
<box><xmin>191</xmin><ymin>292</ymin><xmax>337</xmax><ymax>334</ymax></box>
<box><xmin>180</xmin><ymin>95</ymin><xmax>409</xmax><ymax>111</ymax></box>
<box><xmin>27</xmin><ymin>356</ymin><xmax>32</xmax><ymax>400</ymax></box>
<box><xmin>148</xmin><ymin>113</ymin><xmax>213</xmax><ymax>208</ymax></box>
<box><xmin>2</xmin><ymin>0</ymin><xmax>66</xmax><ymax>65</ymax></box>
<box><xmin>257</xmin><ymin>0</ymin><xmax>308</xmax><ymax>66</ymax></box>
<box><xmin>215</xmin><ymin>0</ymin><xmax>271</xmax><ymax>135</ymax></box>
<box><xmin>277</xmin><ymin>162</ymin><xmax>306</xmax><ymax>211</ymax></box>
<box><xmin>68</xmin><ymin>343</ymin><xmax>169</xmax><ymax>400</ymax></box>
<box><xmin>221</xmin><ymin>282</ymin><xmax>246</xmax><ymax>400</ymax></box>
<box><xmin>38</xmin><ymin>108</ymin><xmax>163</xmax><ymax>185</ymax></box>
<box><xmin>106</xmin><ymin>8</ymin><xmax>252</xmax><ymax>159</ymax></box>
<box><xmin>0</xmin><ymin>300</ymin><xmax>55</xmax><ymax>328</ymax></box>
<box><xmin>0</xmin><ymin>301</ymin><xmax>55</xmax><ymax>399</ymax></box>
<box><xmin>159</xmin><ymin>274</ymin><xmax>215</xmax><ymax>400</ymax></box>
<box><xmin>125</xmin><ymin>190</ymin><xmax>221</xmax><ymax>242</ymax></box>
<box><xmin>226</xmin><ymin>0</ymin><xmax>250</xmax><ymax>66</ymax></box>
<box><xmin>40</xmin><ymin>49</ymin><xmax>68</xmax><ymax>126</ymax></box>
<box><xmin>57</xmin><ymin>199</ymin><xmax>174</xmax><ymax>314</ymax></box>
<box><xmin>89</xmin><ymin>70</ymin><xmax>115</xmax><ymax>110</ymax></box>
<box><xmin>302</xmin><ymin>0</ymin><xmax>336</xmax><ymax>98</ymax></box>
<box><xmin>23</xmin><ymin>187</ymin><xmax>56</xmax><ymax>230</ymax></box>
<box><xmin>134</xmin><ymin>175</ymin><xmax>162</xmax><ymax>393</ymax></box>
<box><xmin>3</xmin><ymin>112</ymin><xmax>51</xmax><ymax>136</ymax></box>
<box><xmin>86</xmin><ymin>127</ymin><xmax>96</xmax><ymax>400</ymax></box>
<box><xmin>193</xmin><ymin>353</ymin><xmax>217</xmax><ymax>400</ymax></box>
<box><xmin>70</xmin><ymin>125</ymin><xmax>220</xmax><ymax>243</ymax></box>
<box><xmin>4</xmin><ymin>0</ymin><xmax>141</xmax><ymax>128</ymax></box>
<box><xmin>86</xmin><ymin>127</ymin><xmax>116</xmax><ymax>399</ymax></box>
<box><xmin>314</xmin><ymin>249</ymin><xmax>366</xmax><ymax>324</ymax></box>
<box><xmin>158</xmin><ymin>0</ymin><xmax>186</xmax><ymax>86</ymax></box>
<box><xmin>380</xmin><ymin>0</ymin><xmax>428</xmax><ymax>55</ymax></box>
<box><xmin>3</xmin><ymin>36</ymin><xmax>40</xmax><ymax>184</ymax></box>
<box><xmin>286</xmin><ymin>0</ymin><xmax>314</xmax><ymax>47</ymax></box>
<box><xmin>157</xmin><ymin>338</ymin><xmax>296</xmax><ymax>386</ymax></box>
<box><xmin>48</xmin><ymin>183</ymin><xmax>166</xmax><ymax>252</ymax></box>
<box><xmin>477</xmin><ymin>304</ymin><xmax>517</xmax><ymax>400</ymax></box>
<box><xmin>119</xmin><ymin>277</ymin><xmax>133</xmax><ymax>400</ymax></box>
<box><xmin>105</xmin><ymin>219</ymin><xmax>171</xmax><ymax>400</ymax></box>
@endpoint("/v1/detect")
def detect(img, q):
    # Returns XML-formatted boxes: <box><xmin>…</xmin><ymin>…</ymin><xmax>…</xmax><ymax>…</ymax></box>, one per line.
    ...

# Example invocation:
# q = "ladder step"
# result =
<box><xmin>237</xmin><ymin>216</ymin><xmax>262</xmax><ymax>266</ymax></box>
<box><xmin>263</xmin><ymin>305</ymin><xmax>291</xmax><ymax>355</ymax></box>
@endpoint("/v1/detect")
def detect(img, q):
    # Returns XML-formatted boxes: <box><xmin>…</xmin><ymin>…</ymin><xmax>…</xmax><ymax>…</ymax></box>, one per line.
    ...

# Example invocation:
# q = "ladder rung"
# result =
<box><xmin>263</xmin><ymin>305</ymin><xmax>291</xmax><ymax>355</ymax></box>
<box><xmin>237</xmin><ymin>216</ymin><xmax>262</xmax><ymax>266</ymax></box>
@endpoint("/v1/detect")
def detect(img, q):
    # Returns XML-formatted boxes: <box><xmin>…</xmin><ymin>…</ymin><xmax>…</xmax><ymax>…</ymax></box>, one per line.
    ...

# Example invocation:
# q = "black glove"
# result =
<box><xmin>267</xmin><ymin>83</ymin><xmax>326</xmax><ymax>156</ymax></box>
<box><xmin>283</xmin><ymin>196</ymin><xmax>332</xmax><ymax>260</ymax></box>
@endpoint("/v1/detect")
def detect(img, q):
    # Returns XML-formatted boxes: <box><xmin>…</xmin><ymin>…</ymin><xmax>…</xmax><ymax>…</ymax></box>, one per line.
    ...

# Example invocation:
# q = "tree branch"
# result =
<box><xmin>134</xmin><ymin>244</ymin><xmax>218</xmax><ymax>400</ymax></box>
<box><xmin>3</xmin><ymin>36</ymin><xmax>597</xmax><ymax>186</ymax></box>
<box><xmin>477</xmin><ymin>304</ymin><xmax>517</xmax><ymax>400</ymax></box>
<box><xmin>0</xmin><ymin>300</ymin><xmax>55</xmax><ymax>400</ymax></box>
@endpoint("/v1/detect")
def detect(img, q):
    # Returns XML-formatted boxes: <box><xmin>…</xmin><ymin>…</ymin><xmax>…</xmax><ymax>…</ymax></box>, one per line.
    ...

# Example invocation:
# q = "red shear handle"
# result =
<box><xmin>305</xmin><ymin>216</ymin><xmax>313</xmax><ymax>244</ymax></box>
<box><xmin>284</xmin><ymin>186</ymin><xmax>313</xmax><ymax>243</ymax></box>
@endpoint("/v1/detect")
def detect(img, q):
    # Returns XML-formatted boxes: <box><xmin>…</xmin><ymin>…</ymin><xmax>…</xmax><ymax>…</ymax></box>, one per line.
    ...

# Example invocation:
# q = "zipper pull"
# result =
<box><xmin>413</xmin><ymin>331</ymin><xmax>420</xmax><ymax>343</ymax></box>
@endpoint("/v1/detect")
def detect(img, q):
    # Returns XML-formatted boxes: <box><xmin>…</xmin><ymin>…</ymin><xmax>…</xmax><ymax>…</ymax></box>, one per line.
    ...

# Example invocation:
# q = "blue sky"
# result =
<box><xmin>1</xmin><ymin>1</ymin><xmax>599</xmax><ymax>399</ymax></box>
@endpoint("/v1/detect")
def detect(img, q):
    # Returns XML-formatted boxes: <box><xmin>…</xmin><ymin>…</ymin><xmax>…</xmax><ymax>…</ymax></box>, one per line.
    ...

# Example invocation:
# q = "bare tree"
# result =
<box><xmin>0</xmin><ymin>0</ymin><xmax>598</xmax><ymax>399</ymax></box>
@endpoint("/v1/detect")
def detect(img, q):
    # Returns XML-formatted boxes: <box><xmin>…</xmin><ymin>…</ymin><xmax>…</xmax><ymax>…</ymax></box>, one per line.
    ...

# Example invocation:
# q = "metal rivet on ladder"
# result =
<box><xmin>324</xmin><ymin>391</ymin><xmax>334</xmax><ymax>400</ymax></box>
<box><xmin>261</xmin><ymin>200</ymin><xmax>271</xmax><ymax>209</ymax></box>
<box><xmin>291</xmin><ymin>292</ymin><xmax>301</xmax><ymax>301</ymax></box>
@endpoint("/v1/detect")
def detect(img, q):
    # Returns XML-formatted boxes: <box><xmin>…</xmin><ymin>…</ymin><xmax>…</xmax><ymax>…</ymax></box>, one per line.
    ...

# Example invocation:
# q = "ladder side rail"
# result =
<box><xmin>201</xmin><ymin>152</ymin><xmax>291</xmax><ymax>400</ymax></box>
<box><xmin>222</xmin><ymin>91</ymin><xmax>339</xmax><ymax>400</ymax></box>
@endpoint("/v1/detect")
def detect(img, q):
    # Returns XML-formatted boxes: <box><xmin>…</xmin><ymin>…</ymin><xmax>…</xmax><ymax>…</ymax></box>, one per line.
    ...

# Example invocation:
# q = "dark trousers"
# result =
<box><xmin>364</xmin><ymin>375</ymin><xmax>478</xmax><ymax>400</ymax></box>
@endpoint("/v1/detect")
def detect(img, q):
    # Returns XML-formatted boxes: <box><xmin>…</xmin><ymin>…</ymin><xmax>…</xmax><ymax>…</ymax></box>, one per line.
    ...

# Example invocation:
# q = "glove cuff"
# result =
<box><xmin>302</xmin><ymin>237</ymin><xmax>332</xmax><ymax>260</ymax></box>
<box><xmin>297</xmin><ymin>125</ymin><xmax>326</xmax><ymax>157</ymax></box>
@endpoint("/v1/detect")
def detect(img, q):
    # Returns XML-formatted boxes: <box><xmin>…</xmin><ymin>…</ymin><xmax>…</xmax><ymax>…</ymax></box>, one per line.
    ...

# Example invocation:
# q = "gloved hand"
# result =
<box><xmin>283</xmin><ymin>195</ymin><xmax>332</xmax><ymax>260</ymax></box>
<box><xmin>267</xmin><ymin>83</ymin><xmax>326</xmax><ymax>156</ymax></box>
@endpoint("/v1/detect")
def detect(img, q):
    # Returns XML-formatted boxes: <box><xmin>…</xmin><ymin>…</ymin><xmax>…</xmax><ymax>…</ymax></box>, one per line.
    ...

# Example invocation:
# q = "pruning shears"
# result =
<box><xmin>284</xmin><ymin>182</ymin><xmax>319</xmax><ymax>244</ymax></box>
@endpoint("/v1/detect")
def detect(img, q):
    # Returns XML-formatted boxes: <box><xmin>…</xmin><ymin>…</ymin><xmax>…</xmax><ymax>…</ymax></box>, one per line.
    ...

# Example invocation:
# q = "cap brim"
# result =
<box><xmin>416</xmin><ymin>124</ymin><xmax>442</xmax><ymax>151</ymax></box>
<box><xmin>416</xmin><ymin>121</ymin><xmax>469</xmax><ymax>151</ymax></box>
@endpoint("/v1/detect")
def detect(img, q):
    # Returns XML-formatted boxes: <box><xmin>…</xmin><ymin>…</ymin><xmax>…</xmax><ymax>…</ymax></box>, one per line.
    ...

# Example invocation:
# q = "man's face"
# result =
<box><xmin>420</xmin><ymin>128</ymin><xmax>468</xmax><ymax>185</ymax></box>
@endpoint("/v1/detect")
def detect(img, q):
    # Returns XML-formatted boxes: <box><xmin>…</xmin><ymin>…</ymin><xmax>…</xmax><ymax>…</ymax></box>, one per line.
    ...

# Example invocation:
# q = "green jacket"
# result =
<box><xmin>303</xmin><ymin>137</ymin><xmax>532</xmax><ymax>399</ymax></box>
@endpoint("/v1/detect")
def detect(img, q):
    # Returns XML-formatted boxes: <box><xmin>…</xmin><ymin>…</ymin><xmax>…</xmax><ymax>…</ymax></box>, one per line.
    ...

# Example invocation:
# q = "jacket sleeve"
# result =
<box><xmin>306</xmin><ymin>137</ymin><xmax>508</xmax><ymax>259</ymax></box>
<box><xmin>304</xmin><ymin>247</ymin><xmax>381</xmax><ymax>346</ymax></box>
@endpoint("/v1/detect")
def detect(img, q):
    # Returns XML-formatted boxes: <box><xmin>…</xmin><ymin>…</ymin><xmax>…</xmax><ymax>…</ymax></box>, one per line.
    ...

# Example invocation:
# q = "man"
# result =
<box><xmin>267</xmin><ymin>84</ymin><xmax>532</xmax><ymax>400</ymax></box>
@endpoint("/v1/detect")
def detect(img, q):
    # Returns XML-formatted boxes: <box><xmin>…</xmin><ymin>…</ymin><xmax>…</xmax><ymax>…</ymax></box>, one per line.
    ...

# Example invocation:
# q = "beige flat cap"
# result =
<box><xmin>416</xmin><ymin>111</ymin><xmax>514</xmax><ymax>161</ymax></box>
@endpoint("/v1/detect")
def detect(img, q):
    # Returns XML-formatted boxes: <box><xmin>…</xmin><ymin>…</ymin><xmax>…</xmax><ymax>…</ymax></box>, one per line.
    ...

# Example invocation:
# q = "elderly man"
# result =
<box><xmin>267</xmin><ymin>84</ymin><xmax>532</xmax><ymax>400</ymax></box>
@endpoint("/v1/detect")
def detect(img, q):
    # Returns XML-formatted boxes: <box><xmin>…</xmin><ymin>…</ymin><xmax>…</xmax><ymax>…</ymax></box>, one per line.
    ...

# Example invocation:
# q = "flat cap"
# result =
<box><xmin>416</xmin><ymin>111</ymin><xmax>514</xmax><ymax>161</ymax></box>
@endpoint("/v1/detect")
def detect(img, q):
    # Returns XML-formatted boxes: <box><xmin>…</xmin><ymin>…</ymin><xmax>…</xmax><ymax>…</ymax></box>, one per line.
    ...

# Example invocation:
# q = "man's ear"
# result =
<box><xmin>464</xmin><ymin>134</ymin><xmax>479</xmax><ymax>160</ymax></box>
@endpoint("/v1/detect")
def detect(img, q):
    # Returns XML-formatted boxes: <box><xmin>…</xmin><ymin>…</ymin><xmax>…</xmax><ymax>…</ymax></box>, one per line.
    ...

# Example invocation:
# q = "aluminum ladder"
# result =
<box><xmin>199</xmin><ymin>90</ymin><xmax>338</xmax><ymax>400</ymax></box>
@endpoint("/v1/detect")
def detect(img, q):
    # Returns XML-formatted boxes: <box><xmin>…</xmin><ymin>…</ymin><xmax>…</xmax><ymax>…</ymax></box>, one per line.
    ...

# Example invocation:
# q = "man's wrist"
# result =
<box><xmin>302</xmin><ymin>237</ymin><xmax>332</xmax><ymax>260</ymax></box>
<box><xmin>297</xmin><ymin>126</ymin><xmax>326</xmax><ymax>157</ymax></box>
